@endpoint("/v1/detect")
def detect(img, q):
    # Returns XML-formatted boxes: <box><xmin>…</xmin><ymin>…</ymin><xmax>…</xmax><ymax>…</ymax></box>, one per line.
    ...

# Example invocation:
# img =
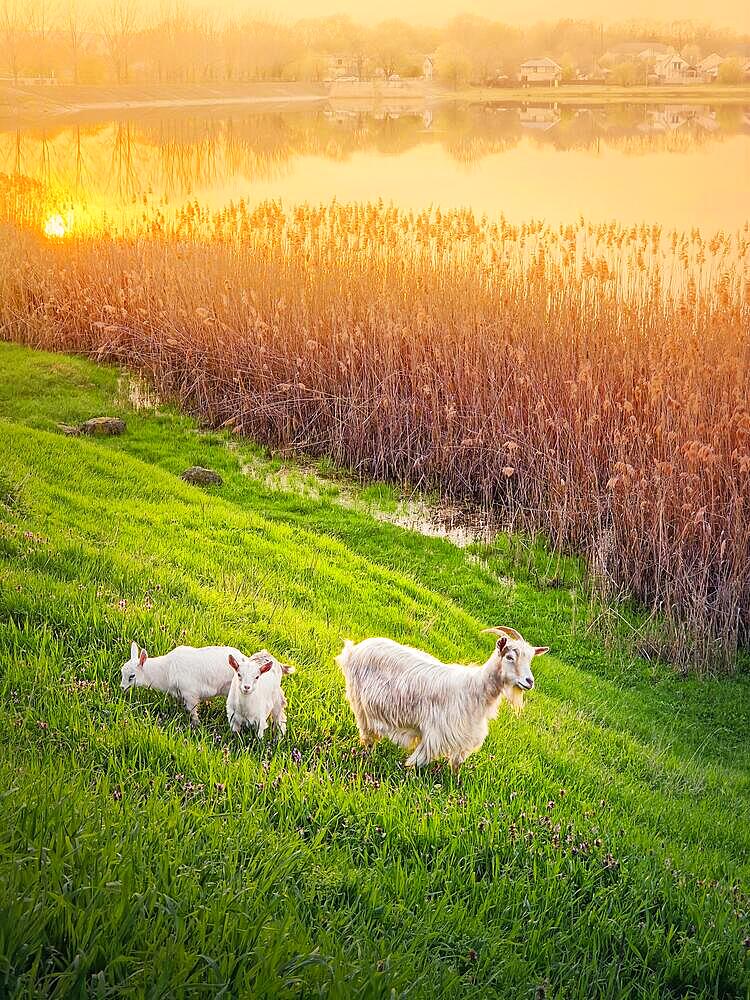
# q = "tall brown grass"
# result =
<box><xmin>1</xmin><ymin>194</ymin><xmax>749</xmax><ymax>672</ymax></box>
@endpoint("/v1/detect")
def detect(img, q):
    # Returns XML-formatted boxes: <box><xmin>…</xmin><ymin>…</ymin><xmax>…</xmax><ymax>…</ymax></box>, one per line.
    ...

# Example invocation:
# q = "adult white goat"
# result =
<box><xmin>336</xmin><ymin>627</ymin><xmax>548</xmax><ymax>770</ymax></box>
<box><xmin>120</xmin><ymin>641</ymin><xmax>237</xmax><ymax>725</ymax></box>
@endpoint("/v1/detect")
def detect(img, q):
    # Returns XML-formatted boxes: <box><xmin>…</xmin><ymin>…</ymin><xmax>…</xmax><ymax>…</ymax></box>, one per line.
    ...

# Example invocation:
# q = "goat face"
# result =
<box><xmin>121</xmin><ymin>641</ymin><xmax>147</xmax><ymax>690</ymax></box>
<box><xmin>229</xmin><ymin>651</ymin><xmax>273</xmax><ymax>695</ymax></box>
<box><xmin>483</xmin><ymin>627</ymin><xmax>549</xmax><ymax>691</ymax></box>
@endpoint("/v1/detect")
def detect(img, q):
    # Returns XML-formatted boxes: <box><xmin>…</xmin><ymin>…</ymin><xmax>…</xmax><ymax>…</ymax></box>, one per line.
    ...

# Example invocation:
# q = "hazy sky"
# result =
<box><xmin>243</xmin><ymin>1</ymin><xmax>750</xmax><ymax>31</ymax></box>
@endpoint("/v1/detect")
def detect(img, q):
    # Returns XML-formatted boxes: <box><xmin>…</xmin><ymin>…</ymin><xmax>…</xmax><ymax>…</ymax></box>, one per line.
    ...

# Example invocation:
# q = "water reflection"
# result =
<box><xmin>1</xmin><ymin>102</ymin><xmax>748</xmax><ymax>230</ymax></box>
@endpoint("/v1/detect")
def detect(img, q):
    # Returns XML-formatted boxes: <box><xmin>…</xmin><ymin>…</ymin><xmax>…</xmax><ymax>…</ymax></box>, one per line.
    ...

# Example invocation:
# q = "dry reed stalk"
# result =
<box><xmin>1</xmin><ymin>195</ymin><xmax>748</xmax><ymax>672</ymax></box>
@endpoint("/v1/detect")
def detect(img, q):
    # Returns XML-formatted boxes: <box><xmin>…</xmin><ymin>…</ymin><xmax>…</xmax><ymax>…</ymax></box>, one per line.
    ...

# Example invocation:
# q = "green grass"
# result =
<box><xmin>1</xmin><ymin>342</ymin><xmax>749</xmax><ymax>999</ymax></box>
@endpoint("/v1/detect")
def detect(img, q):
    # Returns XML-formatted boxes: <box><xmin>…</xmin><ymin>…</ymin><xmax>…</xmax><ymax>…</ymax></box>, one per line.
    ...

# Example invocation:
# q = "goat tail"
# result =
<box><xmin>335</xmin><ymin>639</ymin><xmax>355</xmax><ymax>674</ymax></box>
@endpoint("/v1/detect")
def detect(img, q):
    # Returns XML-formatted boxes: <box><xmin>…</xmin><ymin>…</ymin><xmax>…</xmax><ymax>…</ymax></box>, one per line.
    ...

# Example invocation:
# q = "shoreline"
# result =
<box><xmin>1</xmin><ymin>80</ymin><xmax>749</xmax><ymax>124</ymax></box>
<box><xmin>452</xmin><ymin>83</ymin><xmax>750</xmax><ymax>104</ymax></box>
<box><xmin>51</xmin><ymin>94</ymin><xmax>327</xmax><ymax>115</ymax></box>
<box><xmin>0</xmin><ymin>82</ymin><xmax>329</xmax><ymax>122</ymax></box>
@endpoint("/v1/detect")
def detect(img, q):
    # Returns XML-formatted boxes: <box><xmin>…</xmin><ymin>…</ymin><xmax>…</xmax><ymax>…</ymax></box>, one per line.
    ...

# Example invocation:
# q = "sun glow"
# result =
<box><xmin>43</xmin><ymin>213</ymin><xmax>69</xmax><ymax>238</ymax></box>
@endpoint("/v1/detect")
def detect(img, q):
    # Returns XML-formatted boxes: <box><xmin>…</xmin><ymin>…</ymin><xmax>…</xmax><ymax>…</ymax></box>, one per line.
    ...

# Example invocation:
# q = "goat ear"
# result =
<box><xmin>496</xmin><ymin>636</ymin><xmax>507</xmax><ymax>653</ymax></box>
<box><xmin>130</xmin><ymin>641</ymin><xmax>139</xmax><ymax>660</ymax></box>
<box><xmin>534</xmin><ymin>646</ymin><xmax>550</xmax><ymax>657</ymax></box>
<box><xmin>138</xmin><ymin>649</ymin><xmax>148</xmax><ymax>668</ymax></box>
<box><xmin>259</xmin><ymin>660</ymin><xmax>273</xmax><ymax>674</ymax></box>
<box><xmin>228</xmin><ymin>654</ymin><xmax>240</xmax><ymax>671</ymax></box>
<box><xmin>281</xmin><ymin>663</ymin><xmax>296</xmax><ymax>675</ymax></box>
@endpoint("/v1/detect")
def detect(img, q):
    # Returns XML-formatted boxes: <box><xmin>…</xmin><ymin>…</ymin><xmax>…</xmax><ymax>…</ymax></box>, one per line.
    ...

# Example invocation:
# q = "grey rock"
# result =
<box><xmin>181</xmin><ymin>466</ymin><xmax>223</xmax><ymax>487</ymax></box>
<box><xmin>80</xmin><ymin>416</ymin><xmax>126</xmax><ymax>436</ymax></box>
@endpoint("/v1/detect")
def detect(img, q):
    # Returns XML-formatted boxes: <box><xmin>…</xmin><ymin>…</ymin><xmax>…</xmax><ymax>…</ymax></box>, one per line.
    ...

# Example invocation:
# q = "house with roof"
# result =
<box><xmin>519</xmin><ymin>57</ymin><xmax>562</xmax><ymax>85</ymax></box>
<box><xmin>652</xmin><ymin>51</ymin><xmax>694</xmax><ymax>83</ymax></box>
<box><xmin>598</xmin><ymin>41</ymin><xmax>687</xmax><ymax>81</ymax></box>
<box><xmin>325</xmin><ymin>54</ymin><xmax>361</xmax><ymax>82</ymax></box>
<box><xmin>698</xmin><ymin>53</ymin><xmax>725</xmax><ymax>81</ymax></box>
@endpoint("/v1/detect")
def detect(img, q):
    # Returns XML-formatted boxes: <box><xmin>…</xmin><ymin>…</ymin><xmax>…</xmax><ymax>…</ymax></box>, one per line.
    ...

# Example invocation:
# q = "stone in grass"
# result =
<box><xmin>57</xmin><ymin>423</ymin><xmax>81</xmax><ymax>437</ymax></box>
<box><xmin>80</xmin><ymin>416</ymin><xmax>126</xmax><ymax>436</ymax></box>
<box><xmin>181</xmin><ymin>466</ymin><xmax>223</xmax><ymax>487</ymax></box>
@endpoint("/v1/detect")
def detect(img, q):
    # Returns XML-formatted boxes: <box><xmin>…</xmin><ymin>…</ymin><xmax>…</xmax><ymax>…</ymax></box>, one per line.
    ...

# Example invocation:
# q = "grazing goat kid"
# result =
<box><xmin>337</xmin><ymin>627</ymin><xmax>549</xmax><ymax>770</ymax></box>
<box><xmin>226</xmin><ymin>650</ymin><xmax>296</xmax><ymax>739</ymax></box>
<box><xmin>120</xmin><ymin>641</ymin><xmax>237</xmax><ymax>725</ymax></box>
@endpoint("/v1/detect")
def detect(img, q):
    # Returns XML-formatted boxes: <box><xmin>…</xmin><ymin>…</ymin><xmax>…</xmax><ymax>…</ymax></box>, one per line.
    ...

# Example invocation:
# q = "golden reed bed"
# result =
<box><xmin>2</xmin><ymin>186</ymin><xmax>749</xmax><ymax>671</ymax></box>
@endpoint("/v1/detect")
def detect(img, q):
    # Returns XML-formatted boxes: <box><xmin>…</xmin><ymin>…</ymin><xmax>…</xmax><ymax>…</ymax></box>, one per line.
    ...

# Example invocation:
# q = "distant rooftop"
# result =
<box><xmin>520</xmin><ymin>57</ymin><xmax>562</xmax><ymax>69</ymax></box>
<box><xmin>698</xmin><ymin>53</ymin><xmax>724</xmax><ymax>69</ymax></box>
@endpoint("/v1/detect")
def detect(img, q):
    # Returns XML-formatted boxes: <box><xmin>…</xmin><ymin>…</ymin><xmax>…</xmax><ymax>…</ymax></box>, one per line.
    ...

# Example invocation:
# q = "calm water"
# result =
<box><xmin>3</xmin><ymin>102</ymin><xmax>749</xmax><ymax>233</ymax></box>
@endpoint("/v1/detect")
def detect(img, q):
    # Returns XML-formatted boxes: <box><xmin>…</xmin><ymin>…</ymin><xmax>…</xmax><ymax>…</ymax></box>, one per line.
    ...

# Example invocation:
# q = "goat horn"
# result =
<box><xmin>481</xmin><ymin>626</ymin><xmax>523</xmax><ymax>641</ymax></box>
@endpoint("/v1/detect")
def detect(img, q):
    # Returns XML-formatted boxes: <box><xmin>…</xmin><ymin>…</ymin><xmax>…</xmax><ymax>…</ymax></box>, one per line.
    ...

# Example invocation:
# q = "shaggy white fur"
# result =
<box><xmin>337</xmin><ymin>627</ymin><xmax>548</xmax><ymax>769</ymax></box>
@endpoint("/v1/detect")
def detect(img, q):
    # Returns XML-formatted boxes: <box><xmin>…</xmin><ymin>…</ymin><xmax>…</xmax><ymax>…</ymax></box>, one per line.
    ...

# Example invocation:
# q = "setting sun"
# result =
<box><xmin>42</xmin><ymin>213</ymin><xmax>68</xmax><ymax>238</ymax></box>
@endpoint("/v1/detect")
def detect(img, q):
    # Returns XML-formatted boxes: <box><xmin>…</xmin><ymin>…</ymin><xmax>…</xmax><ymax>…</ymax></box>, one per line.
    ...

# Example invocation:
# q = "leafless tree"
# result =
<box><xmin>0</xmin><ymin>0</ymin><xmax>27</xmax><ymax>83</ymax></box>
<box><xmin>65</xmin><ymin>0</ymin><xmax>87</xmax><ymax>83</ymax></box>
<box><xmin>100</xmin><ymin>0</ymin><xmax>140</xmax><ymax>84</ymax></box>
<box><xmin>28</xmin><ymin>0</ymin><xmax>56</xmax><ymax>42</ymax></box>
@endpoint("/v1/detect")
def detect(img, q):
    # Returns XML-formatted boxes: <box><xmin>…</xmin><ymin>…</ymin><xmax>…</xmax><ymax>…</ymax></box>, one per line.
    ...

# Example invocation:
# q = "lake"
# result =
<box><xmin>2</xmin><ymin>101</ymin><xmax>749</xmax><ymax>234</ymax></box>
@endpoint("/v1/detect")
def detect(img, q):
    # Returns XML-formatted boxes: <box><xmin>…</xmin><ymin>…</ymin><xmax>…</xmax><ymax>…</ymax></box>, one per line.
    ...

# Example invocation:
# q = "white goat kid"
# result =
<box><xmin>337</xmin><ymin>626</ymin><xmax>549</xmax><ymax>770</ymax></box>
<box><xmin>120</xmin><ymin>641</ymin><xmax>237</xmax><ymax>725</ymax></box>
<box><xmin>226</xmin><ymin>650</ymin><xmax>295</xmax><ymax>739</ymax></box>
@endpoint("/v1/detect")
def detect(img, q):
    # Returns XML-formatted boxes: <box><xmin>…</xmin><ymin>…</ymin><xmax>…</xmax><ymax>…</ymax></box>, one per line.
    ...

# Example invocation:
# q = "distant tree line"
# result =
<box><xmin>1</xmin><ymin>2</ymin><xmax>748</xmax><ymax>86</ymax></box>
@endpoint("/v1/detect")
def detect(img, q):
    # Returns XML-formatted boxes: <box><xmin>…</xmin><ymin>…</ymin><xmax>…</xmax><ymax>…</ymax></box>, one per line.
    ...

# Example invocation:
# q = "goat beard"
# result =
<box><xmin>504</xmin><ymin>685</ymin><xmax>526</xmax><ymax>714</ymax></box>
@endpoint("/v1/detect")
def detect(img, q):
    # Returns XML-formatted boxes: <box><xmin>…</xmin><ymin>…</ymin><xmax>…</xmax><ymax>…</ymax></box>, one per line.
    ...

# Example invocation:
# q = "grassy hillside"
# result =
<box><xmin>1</xmin><ymin>343</ymin><xmax>749</xmax><ymax>999</ymax></box>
